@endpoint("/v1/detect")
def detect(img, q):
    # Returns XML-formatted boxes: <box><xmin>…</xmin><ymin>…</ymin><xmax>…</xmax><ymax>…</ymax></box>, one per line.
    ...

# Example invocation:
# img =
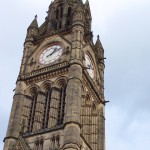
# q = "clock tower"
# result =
<box><xmin>4</xmin><ymin>0</ymin><xmax>105</xmax><ymax>150</ymax></box>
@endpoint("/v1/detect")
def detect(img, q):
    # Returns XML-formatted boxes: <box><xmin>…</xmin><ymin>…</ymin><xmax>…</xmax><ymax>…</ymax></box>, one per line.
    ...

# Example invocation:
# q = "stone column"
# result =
<box><xmin>63</xmin><ymin>25</ymin><xmax>84</xmax><ymax>149</ymax></box>
<box><xmin>3</xmin><ymin>81</ymin><xmax>26</xmax><ymax>150</ymax></box>
<box><xmin>63</xmin><ymin>63</ymin><xmax>82</xmax><ymax>150</ymax></box>
<box><xmin>98</xmin><ymin>104</ymin><xmax>105</xmax><ymax>150</ymax></box>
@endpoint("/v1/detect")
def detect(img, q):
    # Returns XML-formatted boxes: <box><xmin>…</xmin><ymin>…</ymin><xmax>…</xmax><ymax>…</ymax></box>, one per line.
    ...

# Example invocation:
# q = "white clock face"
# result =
<box><xmin>39</xmin><ymin>44</ymin><xmax>63</xmax><ymax>65</ymax></box>
<box><xmin>85</xmin><ymin>54</ymin><xmax>94</xmax><ymax>78</ymax></box>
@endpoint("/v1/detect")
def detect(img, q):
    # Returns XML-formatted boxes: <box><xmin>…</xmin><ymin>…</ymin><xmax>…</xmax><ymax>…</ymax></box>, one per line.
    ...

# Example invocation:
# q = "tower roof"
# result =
<box><xmin>75</xmin><ymin>1</ymin><xmax>84</xmax><ymax>11</ymax></box>
<box><xmin>85</xmin><ymin>0</ymin><xmax>89</xmax><ymax>5</ymax></box>
<box><xmin>95</xmin><ymin>35</ymin><xmax>103</xmax><ymax>49</ymax></box>
<box><xmin>28</xmin><ymin>15</ymin><xmax>38</xmax><ymax>29</ymax></box>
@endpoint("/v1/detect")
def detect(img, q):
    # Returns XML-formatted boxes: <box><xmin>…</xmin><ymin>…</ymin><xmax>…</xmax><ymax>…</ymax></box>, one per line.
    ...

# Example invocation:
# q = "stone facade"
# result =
<box><xmin>4</xmin><ymin>0</ymin><xmax>105</xmax><ymax>150</ymax></box>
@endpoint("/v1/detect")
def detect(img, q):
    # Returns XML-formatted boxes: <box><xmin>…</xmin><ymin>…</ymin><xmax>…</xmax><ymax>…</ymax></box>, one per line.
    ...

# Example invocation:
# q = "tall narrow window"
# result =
<box><xmin>57</xmin><ymin>85</ymin><xmax>66</xmax><ymax>125</ymax></box>
<box><xmin>55</xmin><ymin>22</ymin><xmax>58</xmax><ymax>30</ymax></box>
<box><xmin>60</xmin><ymin>7</ymin><xmax>63</xmax><ymax>18</ymax></box>
<box><xmin>67</xmin><ymin>20</ymin><xmax>70</xmax><ymax>26</ymax></box>
<box><xmin>66</xmin><ymin>7</ymin><xmax>72</xmax><ymax>27</ymax></box>
<box><xmin>42</xmin><ymin>87</ymin><xmax>52</xmax><ymax>129</ymax></box>
<box><xmin>34</xmin><ymin>138</ymin><xmax>44</xmax><ymax>150</ymax></box>
<box><xmin>28</xmin><ymin>91</ymin><xmax>37</xmax><ymax>132</ymax></box>
<box><xmin>59</xmin><ymin>21</ymin><xmax>62</xmax><ymax>29</ymax></box>
<box><xmin>56</xmin><ymin>8</ymin><xmax>59</xmax><ymax>19</ymax></box>
<box><xmin>68</xmin><ymin>7</ymin><xmax>72</xmax><ymax>17</ymax></box>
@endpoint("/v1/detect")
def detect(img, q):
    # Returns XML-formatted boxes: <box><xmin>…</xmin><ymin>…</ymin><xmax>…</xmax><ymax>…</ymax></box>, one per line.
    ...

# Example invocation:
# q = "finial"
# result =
<box><xmin>35</xmin><ymin>15</ymin><xmax>37</xmax><ymax>20</ymax></box>
<box><xmin>85</xmin><ymin>0</ymin><xmax>89</xmax><ymax>5</ymax></box>
<box><xmin>95</xmin><ymin>34</ymin><xmax>103</xmax><ymax>49</ymax></box>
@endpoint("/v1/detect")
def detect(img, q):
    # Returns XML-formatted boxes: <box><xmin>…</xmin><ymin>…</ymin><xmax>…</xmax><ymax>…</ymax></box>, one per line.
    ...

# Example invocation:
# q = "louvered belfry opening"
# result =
<box><xmin>55</xmin><ymin>4</ymin><xmax>64</xmax><ymax>30</ymax></box>
<box><xmin>66</xmin><ymin>7</ymin><xmax>72</xmax><ymax>27</ymax></box>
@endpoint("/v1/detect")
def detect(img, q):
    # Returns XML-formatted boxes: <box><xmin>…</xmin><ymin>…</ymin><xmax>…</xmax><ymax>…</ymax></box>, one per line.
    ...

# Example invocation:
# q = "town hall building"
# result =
<box><xmin>4</xmin><ymin>0</ymin><xmax>106</xmax><ymax>149</ymax></box>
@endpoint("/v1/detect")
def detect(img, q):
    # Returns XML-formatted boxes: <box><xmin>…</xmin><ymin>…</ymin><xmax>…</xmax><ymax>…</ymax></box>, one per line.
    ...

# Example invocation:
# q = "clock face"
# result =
<box><xmin>39</xmin><ymin>44</ymin><xmax>63</xmax><ymax>65</ymax></box>
<box><xmin>85</xmin><ymin>54</ymin><xmax>94</xmax><ymax>78</ymax></box>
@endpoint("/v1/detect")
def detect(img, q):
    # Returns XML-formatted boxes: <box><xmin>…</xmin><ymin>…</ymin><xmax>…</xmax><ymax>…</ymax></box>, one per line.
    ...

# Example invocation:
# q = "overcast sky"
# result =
<box><xmin>0</xmin><ymin>0</ymin><xmax>150</xmax><ymax>149</ymax></box>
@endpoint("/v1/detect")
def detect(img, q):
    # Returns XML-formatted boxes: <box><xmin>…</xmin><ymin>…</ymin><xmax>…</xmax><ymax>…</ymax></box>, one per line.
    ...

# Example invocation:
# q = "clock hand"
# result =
<box><xmin>51</xmin><ymin>47</ymin><xmax>61</xmax><ymax>55</ymax></box>
<box><xmin>89</xmin><ymin>62</ymin><xmax>94</xmax><ymax>70</ymax></box>
<box><xmin>46</xmin><ymin>48</ymin><xmax>61</xmax><ymax>58</ymax></box>
<box><xmin>87</xmin><ymin>64</ymin><xmax>91</xmax><ymax>69</ymax></box>
<box><xmin>87</xmin><ymin>64</ymin><xmax>94</xmax><ymax>70</ymax></box>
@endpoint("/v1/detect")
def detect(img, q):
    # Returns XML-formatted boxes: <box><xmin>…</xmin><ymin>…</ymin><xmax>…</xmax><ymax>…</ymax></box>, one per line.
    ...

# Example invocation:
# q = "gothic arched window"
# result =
<box><xmin>42</xmin><ymin>87</ymin><xmax>52</xmax><ymax>129</ymax></box>
<box><xmin>66</xmin><ymin>7</ymin><xmax>72</xmax><ymax>27</ymax></box>
<box><xmin>67</xmin><ymin>20</ymin><xmax>70</xmax><ymax>26</ymax></box>
<box><xmin>59</xmin><ymin>21</ymin><xmax>62</xmax><ymax>29</ymax></box>
<box><xmin>57</xmin><ymin>85</ymin><xmax>66</xmax><ymax>125</ymax></box>
<box><xmin>60</xmin><ymin>7</ymin><xmax>63</xmax><ymax>18</ymax></box>
<box><xmin>34</xmin><ymin>137</ymin><xmax>44</xmax><ymax>150</ymax></box>
<box><xmin>28</xmin><ymin>91</ymin><xmax>38</xmax><ymax>132</ymax></box>
<box><xmin>68</xmin><ymin>7</ymin><xmax>72</xmax><ymax>17</ymax></box>
<box><xmin>55</xmin><ymin>5</ymin><xmax>64</xmax><ymax>30</ymax></box>
<box><xmin>56</xmin><ymin>8</ymin><xmax>59</xmax><ymax>19</ymax></box>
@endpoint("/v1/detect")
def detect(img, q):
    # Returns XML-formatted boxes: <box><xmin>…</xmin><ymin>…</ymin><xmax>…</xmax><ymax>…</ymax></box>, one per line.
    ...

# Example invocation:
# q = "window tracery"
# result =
<box><xmin>42</xmin><ymin>87</ymin><xmax>52</xmax><ymax>129</ymax></box>
<box><xmin>57</xmin><ymin>85</ymin><xmax>66</xmax><ymax>125</ymax></box>
<box><xmin>54</xmin><ymin>4</ymin><xmax>64</xmax><ymax>30</ymax></box>
<box><xmin>34</xmin><ymin>137</ymin><xmax>44</xmax><ymax>150</ymax></box>
<box><xmin>50</xmin><ymin>134</ymin><xmax>60</xmax><ymax>150</ymax></box>
<box><xmin>28</xmin><ymin>90</ymin><xmax>38</xmax><ymax>132</ymax></box>
<box><xmin>66</xmin><ymin>7</ymin><xmax>72</xmax><ymax>27</ymax></box>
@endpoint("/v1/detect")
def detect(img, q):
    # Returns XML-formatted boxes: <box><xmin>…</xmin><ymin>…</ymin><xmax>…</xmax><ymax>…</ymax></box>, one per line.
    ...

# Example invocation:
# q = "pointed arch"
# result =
<box><xmin>39</xmin><ymin>80</ymin><xmax>53</xmax><ymax>129</ymax></box>
<box><xmin>68</xmin><ymin>7</ymin><xmax>72</xmax><ymax>17</ymax></box>
<box><xmin>22</xmin><ymin>84</ymin><xmax>39</xmax><ymax>133</ymax></box>
<box><xmin>33</xmin><ymin>137</ymin><xmax>44</xmax><ymax>150</ymax></box>
<box><xmin>25</xmin><ymin>84</ymin><xmax>39</xmax><ymax>96</ymax></box>
<box><xmin>54</xmin><ymin>3</ymin><xmax>64</xmax><ymax>30</ymax></box>
<box><xmin>53</xmin><ymin>76</ymin><xmax>67</xmax><ymax>125</ymax></box>
<box><xmin>56</xmin><ymin>8</ymin><xmax>59</xmax><ymax>19</ymax></box>
<box><xmin>60</xmin><ymin>6</ymin><xmax>63</xmax><ymax>18</ymax></box>
<box><xmin>40</xmin><ymin>80</ymin><xmax>52</xmax><ymax>92</ymax></box>
<box><xmin>66</xmin><ymin>6</ymin><xmax>72</xmax><ymax>27</ymax></box>
<box><xmin>25</xmin><ymin>85</ymin><xmax>39</xmax><ymax>132</ymax></box>
<box><xmin>53</xmin><ymin>76</ymin><xmax>67</xmax><ymax>88</ymax></box>
<box><xmin>85</xmin><ymin>93</ymin><xmax>91</xmax><ymax>106</ymax></box>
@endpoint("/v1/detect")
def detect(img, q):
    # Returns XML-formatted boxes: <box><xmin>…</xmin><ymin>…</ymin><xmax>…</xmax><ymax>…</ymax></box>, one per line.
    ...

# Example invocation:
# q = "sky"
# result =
<box><xmin>0</xmin><ymin>0</ymin><xmax>150</xmax><ymax>149</ymax></box>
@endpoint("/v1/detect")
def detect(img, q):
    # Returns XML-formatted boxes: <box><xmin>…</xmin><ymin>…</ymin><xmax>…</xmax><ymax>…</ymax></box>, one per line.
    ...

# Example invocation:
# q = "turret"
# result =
<box><xmin>95</xmin><ymin>35</ymin><xmax>105</xmax><ymax>100</ymax></box>
<box><xmin>72</xmin><ymin>2</ymin><xmax>84</xmax><ymax>27</ymax></box>
<box><xmin>19</xmin><ymin>16</ymin><xmax>39</xmax><ymax>75</ymax></box>
<box><xmin>25</xmin><ymin>15</ymin><xmax>39</xmax><ymax>42</ymax></box>
<box><xmin>84</xmin><ymin>0</ymin><xmax>93</xmax><ymax>43</ymax></box>
<box><xmin>95</xmin><ymin>35</ymin><xmax>104</xmax><ymax>61</ymax></box>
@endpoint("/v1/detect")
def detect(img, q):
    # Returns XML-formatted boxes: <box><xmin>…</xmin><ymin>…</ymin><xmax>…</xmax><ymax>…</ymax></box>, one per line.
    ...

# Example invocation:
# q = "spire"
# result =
<box><xmin>77</xmin><ymin>0</ymin><xmax>83</xmax><ymax>3</ymax></box>
<box><xmin>25</xmin><ymin>15</ymin><xmax>39</xmax><ymax>42</ymax></box>
<box><xmin>85</xmin><ymin>0</ymin><xmax>89</xmax><ymax>5</ymax></box>
<box><xmin>72</xmin><ymin>1</ymin><xmax>84</xmax><ymax>25</ymax></box>
<box><xmin>94</xmin><ymin>35</ymin><xmax>105</xmax><ymax>60</ymax></box>
<box><xmin>95</xmin><ymin>35</ymin><xmax>103</xmax><ymax>49</ymax></box>
<box><xmin>28</xmin><ymin>15</ymin><xmax>38</xmax><ymax>29</ymax></box>
<box><xmin>84</xmin><ymin>0</ymin><xmax>92</xmax><ymax>20</ymax></box>
<box><xmin>76</xmin><ymin>2</ymin><xmax>83</xmax><ymax>11</ymax></box>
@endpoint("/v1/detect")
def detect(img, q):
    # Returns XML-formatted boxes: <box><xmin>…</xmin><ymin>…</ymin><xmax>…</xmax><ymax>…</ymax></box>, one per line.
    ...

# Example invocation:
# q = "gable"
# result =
<box><xmin>13</xmin><ymin>136</ymin><xmax>31</xmax><ymax>150</ymax></box>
